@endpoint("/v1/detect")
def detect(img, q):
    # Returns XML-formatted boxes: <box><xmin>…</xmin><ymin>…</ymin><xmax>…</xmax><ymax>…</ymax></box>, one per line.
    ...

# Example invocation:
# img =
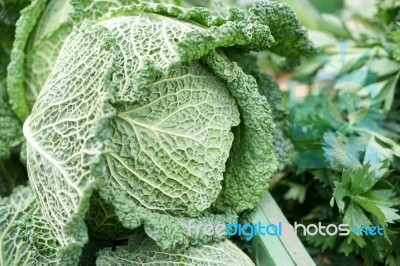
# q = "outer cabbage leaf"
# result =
<box><xmin>0</xmin><ymin>185</ymin><xmax>67</xmax><ymax>265</ymax></box>
<box><xmin>252</xmin><ymin>67</ymin><xmax>295</xmax><ymax>170</ymax></box>
<box><xmin>248</xmin><ymin>0</ymin><xmax>315</xmax><ymax>67</ymax></box>
<box><xmin>226</xmin><ymin>52</ymin><xmax>295</xmax><ymax>170</ymax></box>
<box><xmin>7</xmin><ymin>0</ymin><xmax>190</xmax><ymax>122</ymax></box>
<box><xmin>0</xmin><ymin>78</ymin><xmax>22</xmax><ymax>160</ymax></box>
<box><xmin>0</xmin><ymin>0</ymin><xmax>29</xmax><ymax>68</ymax></box>
<box><xmin>85</xmin><ymin>192</ymin><xmax>133</xmax><ymax>241</ymax></box>
<box><xmin>24</xmin><ymin>24</ymin><xmax>114</xmax><ymax>255</ymax></box>
<box><xmin>0</xmin><ymin>0</ymin><xmax>28</xmax><ymax>191</ymax></box>
<box><xmin>97</xmin><ymin>190</ymin><xmax>237</xmax><ymax>250</ymax></box>
<box><xmin>204</xmin><ymin>50</ymin><xmax>276</xmax><ymax>213</ymax></box>
<box><xmin>101</xmin><ymin>63</ymin><xmax>239</xmax><ymax>216</ymax></box>
<box><xmin>7</xmin><ymin>0</ymin><xmax>47</xmax><ymax>121</ymax></box>
<box><xmin>23</xmin><ymin>0</ymin><xmax>140</xmax><ymax>112</ymax></box>
<box><xmin>8</xmin><ymin>0</ymin><xmax>135</xmax><ymax>121</ymax></box>
<box><xmin>23</xmin><ymin>0</ymin><xmax>74</xmax><ymax>110</ymax></box>
<box><xmin>96</xmin><ymin>233</ymin><xmax>255</xmax><ymax>266</ymax></box>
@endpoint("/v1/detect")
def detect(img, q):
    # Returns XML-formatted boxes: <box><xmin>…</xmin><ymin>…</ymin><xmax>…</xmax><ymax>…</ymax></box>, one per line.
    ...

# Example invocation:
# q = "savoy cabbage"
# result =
<box><xmin>1</xmin><ymin>0</ymin><xmax>314</xmax><ymax>264</ymax></box>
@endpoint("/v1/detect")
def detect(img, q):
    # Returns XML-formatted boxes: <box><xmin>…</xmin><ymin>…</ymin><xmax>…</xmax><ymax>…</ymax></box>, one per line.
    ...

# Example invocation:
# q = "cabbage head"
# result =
<box><xmin>17</xmin><ymin>0</ymin><xmax>314</xmax><ymax>264</ymax></box>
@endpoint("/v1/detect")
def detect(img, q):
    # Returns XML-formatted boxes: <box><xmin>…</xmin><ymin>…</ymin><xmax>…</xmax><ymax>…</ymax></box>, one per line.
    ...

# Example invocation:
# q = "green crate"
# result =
<box><xmin>251</xmin><ymin>192</ymin><xmax>316</xmax><ymax>266</ymax></box>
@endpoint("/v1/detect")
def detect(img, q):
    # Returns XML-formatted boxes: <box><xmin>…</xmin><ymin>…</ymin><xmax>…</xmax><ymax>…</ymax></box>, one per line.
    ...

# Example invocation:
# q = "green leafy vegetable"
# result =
<box><xmin>0</xmin><ymin>185</ymin><xmax>63</xmax><ymax>265</ymax></box>
<box><xmin>333</xmin><ymin>163</ymin><xmax>400</xmax><ymax>224</ymax></box>
<box><xmin>7</xmin><ymin>0</ymin><xmax>47</xmax><ymax>122</ymax></box>
<box><xmin>0</xmin><ymin>0</ymin><xmax>315</xmax><ymax>263</ymax></box>
<box><xmin>97</xmin><ymin>233</ymin><xmax>255</xmax><ymax>266</ymax></box>
<box><xmin>0</xmin><ymin>77</ymin><xmax>22</xmax><ymax>160</ymax></box>
<box><xmin>19</xmin><ymin>0</ymin><xmax>313</xmax><ymax>261</ymax></box>
<box><xmin>8</xmin><ymin>0</ymin><xmax>182</xmax><ymax>122</ymax></box>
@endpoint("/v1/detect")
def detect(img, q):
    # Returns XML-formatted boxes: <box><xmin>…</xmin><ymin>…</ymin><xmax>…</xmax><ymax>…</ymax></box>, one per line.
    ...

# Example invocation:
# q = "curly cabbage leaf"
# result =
<box><xmin>0</xmin><ymin>78</ymin><xmax>22</xmax><ymax>160</ymax></box>
<box><xmin>0</xmin><ymin>0</ymin><xmax>29</xmax><ymax>60</ymax></box>
<box><xmin>0</xmin><ymin>186</ymin><xmax>67</xmax><ymax>265</ymax></box>
<box><xmin>7</xmin><ymin>0</ymin><xmax>47</xmax><ymax>122</ymax></box>
<box><xmin>96</xmin><ymin>233</ymin><xmax>255</xmax><ymax>266</ymax></box>
<box><xmin>0</xmin><ymin>0</ymin><xmax>29</xmax><ymax>194</ymax></box>
<box><xmin>8</xmin><ymin>0</ymin><xmax>180</xmax><ymax>121</ymax></box>
<box><xmin>251</xmin><ymin>65</ymin><xmax>296</xmax><ymax>170</ymax></box>
<box><xmin>249</xmin><ymin>0</ymin><xmax>315</xmax><ymax>66</ymax></box>
<box><xmin>226</xmin><ymin>51</ymin><xmax>295</xmax><ymax>170</ymax></box>
<box><xmin>96</xmin><ymin>190</ymin><xmax>237</xmax><ymax>250</ymax></box>
<box><xmin>24</xmin><ymin>24</ymin><xmax>113</xmax><ymax>253</ymax></box>
<box><xmin>203</xmin><ymin>50</ymin><xmax>276</xmax><ymax>213</ymax></box>
<box><xmin>7</xmin><ymin>0</ymin><xmax>191</xmax><ymax>122</ymax></box>
<box><xmin>22</xmin><ymin>0</ymin><xmax>74</xmax><ymax>111</ymax></box>
<box><xmin>23</xmin><ymin>0</ymin><xmax>314</xmax><ymax>257</ymax></box>
<box><xmin>23</xmin><ymin>0</ymin><xmax>145</xmax><ymax>113</ymax></box>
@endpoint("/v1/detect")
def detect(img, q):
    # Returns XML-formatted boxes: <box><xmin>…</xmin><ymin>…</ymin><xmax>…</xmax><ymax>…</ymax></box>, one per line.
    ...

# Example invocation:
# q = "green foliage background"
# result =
<box><xmin>266</xmin><ymin>0</ymin><xmax>400</xmax><ymax>265</ymax></box>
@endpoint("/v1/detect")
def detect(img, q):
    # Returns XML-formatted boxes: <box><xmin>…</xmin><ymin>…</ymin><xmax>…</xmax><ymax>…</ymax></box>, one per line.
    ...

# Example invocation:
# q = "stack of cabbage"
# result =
<box><xmin>0</xmin><ymin>0</ymin><xmax>314</xmax><ymax>265</ymax></box>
